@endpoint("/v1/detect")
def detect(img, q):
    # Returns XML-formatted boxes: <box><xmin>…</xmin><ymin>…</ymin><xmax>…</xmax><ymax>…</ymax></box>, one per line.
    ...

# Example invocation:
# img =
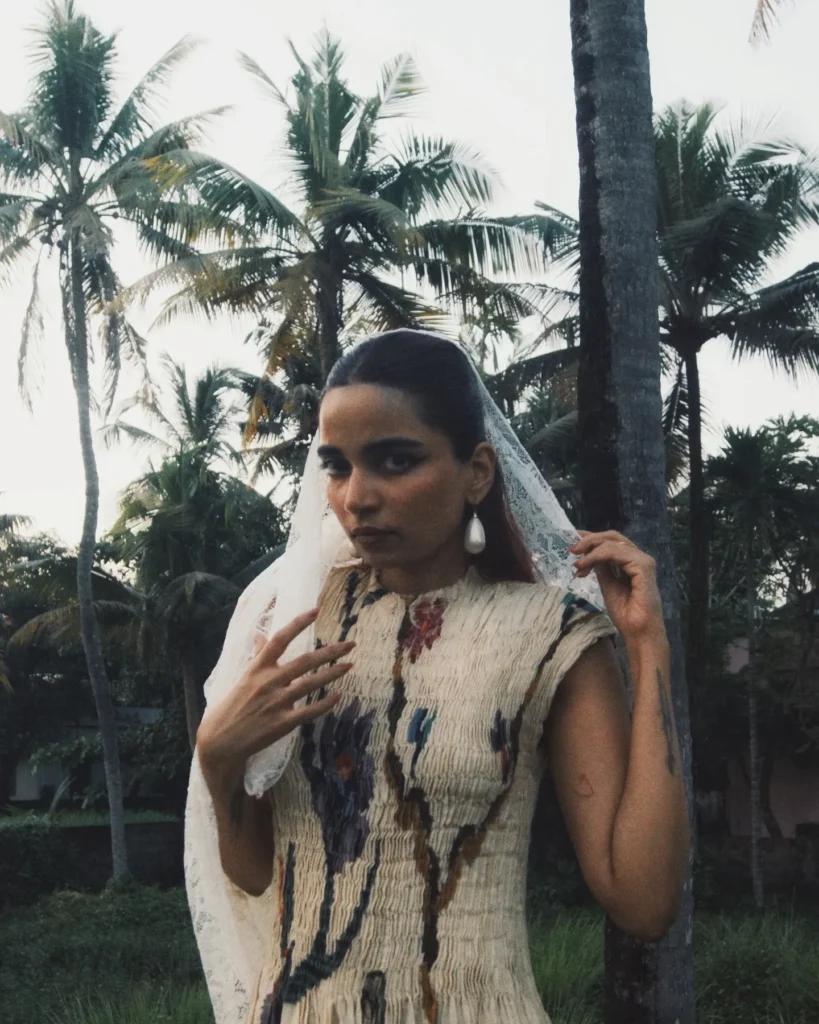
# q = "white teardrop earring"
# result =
<box><xmin>464</xmin><ymin>503</ymin><xmax>486</xmax><ymax>555</ymax></box>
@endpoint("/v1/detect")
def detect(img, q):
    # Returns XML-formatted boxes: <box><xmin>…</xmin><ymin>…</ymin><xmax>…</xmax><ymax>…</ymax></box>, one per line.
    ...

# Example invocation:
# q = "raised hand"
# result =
<box><xmin>569</xmin><ymin>531</ymin><xmax>665</xmax><ymax>644</ymax></box>
<box><xmin>197</xmin><ymin>608</ymin><xmax>354</xmax><ymax>791</ymax></box>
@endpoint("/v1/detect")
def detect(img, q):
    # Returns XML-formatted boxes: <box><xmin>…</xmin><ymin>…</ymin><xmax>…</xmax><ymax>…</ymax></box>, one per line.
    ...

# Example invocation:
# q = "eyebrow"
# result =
<box><xmin>317</xmin><ymin>437</ymin><xmax>425</xmax><ymax>460</ymax></box>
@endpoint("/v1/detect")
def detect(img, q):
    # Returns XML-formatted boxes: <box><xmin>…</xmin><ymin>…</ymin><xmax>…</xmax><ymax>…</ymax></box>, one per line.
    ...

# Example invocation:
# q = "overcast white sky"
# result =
<box><xmin>1</xmin><ymin>0</ymin><xmax>818</xmax><ymax>545</ymax></box>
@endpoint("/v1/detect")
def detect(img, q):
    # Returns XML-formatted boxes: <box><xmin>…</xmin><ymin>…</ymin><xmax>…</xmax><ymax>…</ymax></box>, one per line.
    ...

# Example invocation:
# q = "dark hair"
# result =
<box><xmin>323</xmin><ymin>330</ymin><xmax>536</xmax><ymax>584</ymax></box>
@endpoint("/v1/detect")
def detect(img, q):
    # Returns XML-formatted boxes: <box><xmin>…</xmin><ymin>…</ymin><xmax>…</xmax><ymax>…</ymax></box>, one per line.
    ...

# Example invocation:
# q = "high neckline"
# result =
<box><xmin>366</xmin><ymin>562</ymin><xmax>483</xmax><ymax>603</ymax></box>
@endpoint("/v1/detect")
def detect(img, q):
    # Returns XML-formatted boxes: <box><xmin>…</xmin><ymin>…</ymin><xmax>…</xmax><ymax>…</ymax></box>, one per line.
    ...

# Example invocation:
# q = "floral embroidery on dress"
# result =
<box><xmin>312</xmin><ymin>699</ymin><xmax>377</xmax><ymax>873</ymax></box>
<box><xmin>407</xmin><ymin>707</ymin><xmax>438</xmax><ymax>779</ymax></box>
<box><xmin>402</xmin><ymin>598</ymin><xmax>447</xmax><ymax>664</ymax></box>
<box><xmin>260</xmin><ymin>700</ymin><xmax>381</xmax><ymax>1020</ymax></box>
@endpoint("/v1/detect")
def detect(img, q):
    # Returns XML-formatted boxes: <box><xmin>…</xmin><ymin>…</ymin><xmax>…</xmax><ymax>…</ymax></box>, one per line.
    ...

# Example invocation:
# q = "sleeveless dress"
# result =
<box><xmin>246</xmin><ymin>560</ymin><xmax>615</xmax><ymax>1024</ymax></box>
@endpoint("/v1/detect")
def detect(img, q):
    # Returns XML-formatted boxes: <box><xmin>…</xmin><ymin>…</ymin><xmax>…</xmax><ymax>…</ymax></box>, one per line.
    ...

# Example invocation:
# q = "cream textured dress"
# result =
<box><xmin>247</xmin><ymin>559</ymin><xmax>616</xmax><ymax>1024</ymax></box>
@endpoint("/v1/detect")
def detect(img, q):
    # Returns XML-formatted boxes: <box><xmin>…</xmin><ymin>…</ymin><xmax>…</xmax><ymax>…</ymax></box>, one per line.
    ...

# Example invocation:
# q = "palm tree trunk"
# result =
<box><xmin>67</xmin><ymin>241</ymin><xmax>129</xmax><ymax>881</ymax></box>
<box><xmin>570</xmin><ymin>1</ymin><xmax>695</xmax><ymax>1022</ymax></box>
<box><xmin>683</xmin><ymin>349</ymin><xmax>709</xmax><ymax>745</ymax></box>
<box><xmin>745</xmin><ymin>530</ymin><xmax>763</xmax><ymax>908</ymax></box>
<box><xmin>316</xmin><ymin>283</ymin><xmax>342</xmax><ymax>381</ymax></box>
<box><xmin>180</xmin><ymin>652</ymin><xmax>202</xmax><ymax>753</ymax></box>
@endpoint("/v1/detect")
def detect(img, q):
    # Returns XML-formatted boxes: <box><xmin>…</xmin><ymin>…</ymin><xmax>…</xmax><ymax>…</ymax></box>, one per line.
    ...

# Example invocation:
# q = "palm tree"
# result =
<box><xmin>106</xmin><ymin>362</ymin><xmax>286</xmax><ymax>744</ymax></box>
<box><xmin>122</xmin><ymin>30</ymin><xmax>563</xmax><ymax>448</ymax></box>
<box><xmin>103</xmin><ymin>353</ymin><xmax>247</xmax><ymax>466</ymax></box>
<box><xmin>569</xmin><ymin>1</ymin><xmax>695</xmax><ymax>1022</ymax></box>
<box><xmin>707</xmin><ymin>417</ymin><xmax>819</xmax><ymax>907</ymax></box>
<box><xmin>0</xmin><ymin>2</ymin><xmax>257</xmax><ymax>879</ymax></box>
<box><xmin>654</xmin><ymin>102</ymin><xmax>819</xmax><ymax>724</ymax></box>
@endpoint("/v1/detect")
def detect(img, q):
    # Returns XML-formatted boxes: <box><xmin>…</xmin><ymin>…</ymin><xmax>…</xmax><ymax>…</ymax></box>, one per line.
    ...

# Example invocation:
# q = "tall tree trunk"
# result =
<box><xmin>745</xmin><ymin>533</ymin><xmax>764</xmax><ymax>908</ymax></box>
<box><xmin>67</xmin><ymin>241</ymin><xmax>129</xmax><ymax>881</ymax></box>
<box><xmin>316</xmin><ymin>282</ymin><xmax>341</xmax><ymax>382</ymax></box>
<box><xmin>180</xmin><ymin>651</ymin><xmax>202</xmax><ymax>753</ymax></box>
<box><xmin>683</xmin><ymin>349</ymin><xmax>709</xmax><ymax>757</ymax></box>
<box><xmin>570</xmin><ymin>2</ymin><xmax>696</xmax><ymax>1022</ymax></box>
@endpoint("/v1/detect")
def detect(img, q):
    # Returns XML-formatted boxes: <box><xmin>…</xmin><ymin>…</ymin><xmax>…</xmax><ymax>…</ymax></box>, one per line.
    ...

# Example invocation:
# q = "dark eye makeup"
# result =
<box><xmin>320</xmin><ymin>452</ymin><xmax>423</xmax><ymax>477</ymax></box>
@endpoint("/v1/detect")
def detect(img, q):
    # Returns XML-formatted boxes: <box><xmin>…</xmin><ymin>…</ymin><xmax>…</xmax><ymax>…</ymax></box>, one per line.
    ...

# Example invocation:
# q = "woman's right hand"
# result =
<box><xmin>196</xmin><ymin>608</ymin><xmax>354</xmax><ymax>792</ymax></box>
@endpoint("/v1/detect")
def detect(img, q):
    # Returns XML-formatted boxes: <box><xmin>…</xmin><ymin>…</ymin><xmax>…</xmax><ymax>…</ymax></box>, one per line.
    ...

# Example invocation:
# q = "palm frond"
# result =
<box><xmin>0</xmin><ymin>194</ymin><xmax>38</xmax><ymax>244</ymax></box>
<box><xmin>236</xmin><ymin>51</ymin><xmax>287</xmax><ymax>105</ymax></box>
<box><xmin>0</xmin><ymin>512</ymin><xmax>32</xmax><ymax>535</ymax></box>
<box><xmin>414</xmin><ymin>216</ymin><xmax>545</xmax><ymax>280</ymax></box>
<box><xmin>29</xmin><ymin>1</ymin><xmax>117</xmax><ymax>157</ymax></box>
<box><xmin>95</xmin><ymin>35</ymin><xmax>203</xmax><ymax>161</ymax></box>
<box><xmin>485</xmin><ymin>347</ymin><xmax>581</xmax><ymax>411</ymax></box>
<box><xmin>382</xmin><ymin>134</ymin><xmax>498</xmax><ymax>214</ymax></box>
<box><xmin>750</xmin><ymin>0</ymin><xmax>791</xmax><ymax>44</ymax></box>
<box><xmin>525</xmin><ymin>410</ymin><xmax>578</xmax><ymax>456</ymax></box>
<box><xmin>0</xmin><ymin>236</ymin><xmax>34</xmax><ymax>287</ymax></box>
<box><xmin>147</xmin><ymin>149</ymin><xmax>299</xmax><ymax>236</ymax></box>
<box><xmin>350</xmin><ymin>271</ymin><xmax>447</xmax><ymax>335</ymax></box>
<box><xmin>9</xmin><ymin>600</ymin><xmax>136</xmax><ymax>648</ymax></box>
<box><xmin>728</xmin><ymin>262</ymin><xmax>819</xmax><ymax>375</ymax></box>
<box><xmin>100</xmin><ymin>420</ymin><xmax>170</xmax><ymax>452</ymax></box>
<box><xmin>344</xmin><ymin>53</ymin><xmax>423</xmax><ymax>172</ymax></box>
<box><xmin>18</xmin><ymin>256</ymin><xmax>46</xmax><ymax>409</ymax></box>
<box><xmin>0</xmin><ymin>111</ymin><xmax>62</xmax><ymax>182</ymax></box>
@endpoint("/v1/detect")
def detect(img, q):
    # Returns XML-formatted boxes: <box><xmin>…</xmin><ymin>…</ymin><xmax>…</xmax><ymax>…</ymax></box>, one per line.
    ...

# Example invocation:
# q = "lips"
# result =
<box><xmin>351</xmin><ymin>528</ymin><xmax>393</xmax><ymax>538</ymax></box>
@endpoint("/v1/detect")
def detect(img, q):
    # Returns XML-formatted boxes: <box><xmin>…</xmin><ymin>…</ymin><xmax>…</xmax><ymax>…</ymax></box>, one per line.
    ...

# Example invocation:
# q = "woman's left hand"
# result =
<box><xmin>569</xmin><ymin>531</ymin><xmax>665</xmax><ymax>645</ymax></box>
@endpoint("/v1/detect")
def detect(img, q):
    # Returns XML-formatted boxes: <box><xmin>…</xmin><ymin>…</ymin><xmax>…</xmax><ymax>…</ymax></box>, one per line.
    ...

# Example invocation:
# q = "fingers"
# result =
<box><xmin>259</xmin><ymin>607</ymin><xmax>319</xmax><ymax>664</ymax></box>
<box><xmin>286</xmin><ymin>662</ymin><xmax>353</xmax><ymax>703</ymax></box>
<box><xmin>287</xmin><ymin>690</ymin><xmax>344</xmax><ymax>729</ymax></box>
<box><xmin>571</xmin><ymin>530</ymin><xmax>633</xmax><ymax>554</ymax></box>
<box><xmin>573</xmin><ymin>539</ymin><xmax>656</xmax><ymax>578</ymax></box>
<box><xmin>273</xmin><ymin>641</ymin><xmax>356</xmax><ymax>687</ymax></box>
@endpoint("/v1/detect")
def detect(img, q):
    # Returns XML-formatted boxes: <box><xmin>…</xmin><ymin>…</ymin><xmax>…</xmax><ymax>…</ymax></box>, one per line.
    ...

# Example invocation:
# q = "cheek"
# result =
<box><xmin>399</xmin><ymin>464</ymin><xmax>463</xmax><ymax>522</ymax></box>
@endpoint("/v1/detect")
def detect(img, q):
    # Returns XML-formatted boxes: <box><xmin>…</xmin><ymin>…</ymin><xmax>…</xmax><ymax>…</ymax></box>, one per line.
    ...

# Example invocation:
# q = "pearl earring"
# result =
<box><xmin>464</xmin><ymin>504</ymin><xmax>486</xmax><ymax>555</ymax></box>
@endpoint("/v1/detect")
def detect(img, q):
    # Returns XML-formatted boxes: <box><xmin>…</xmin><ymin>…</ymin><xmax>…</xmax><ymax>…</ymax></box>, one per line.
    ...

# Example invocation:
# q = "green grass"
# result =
<box><xmin>1</xmin><ymin>885</ymin><xmax>817</xmax><ymax>1024</ymax></box>
<box><xmin>0</xmin><ymin>808</ymin><xmax>179</xmax><ymax>828</ymax></box>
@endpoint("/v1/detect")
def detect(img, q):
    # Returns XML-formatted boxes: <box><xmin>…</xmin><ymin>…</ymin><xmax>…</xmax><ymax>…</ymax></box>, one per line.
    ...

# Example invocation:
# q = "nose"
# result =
<box><xmin>343</xmin><ymin>467</ymin><xmax>381</xmax><ymax>517</ymax></box>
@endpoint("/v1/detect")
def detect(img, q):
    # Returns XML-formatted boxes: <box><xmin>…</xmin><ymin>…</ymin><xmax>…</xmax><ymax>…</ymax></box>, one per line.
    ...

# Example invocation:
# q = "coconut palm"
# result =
<box><xmin>102</xmin><ymin>354</ymin><xmax>247</xmax><ymax>466</ymax></box>
<box><xmin>654</xmin><ymin>101</ymin><xmax>819</xmax><ymax>718</ymax></box>
<box><xmin>121</xmin><ymin>30</ymin><xmax>564</xmax><ymax>450</ymax></box>
<box><xmin>707</xmin><ymin>417</ymin><xmax>819</xmax><ymax>906</ymax></box>
<box><xmin>0</xmin><ymin>2</ymin><xmax>263</xmax><ymax>879</ymax></box>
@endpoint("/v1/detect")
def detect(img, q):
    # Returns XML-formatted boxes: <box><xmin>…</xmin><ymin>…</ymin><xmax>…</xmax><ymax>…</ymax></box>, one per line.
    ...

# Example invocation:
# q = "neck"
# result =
<box><xmin>374</xmin><ymin>541</ymin><xmax>471</xmax><ymax>597</ymax></box>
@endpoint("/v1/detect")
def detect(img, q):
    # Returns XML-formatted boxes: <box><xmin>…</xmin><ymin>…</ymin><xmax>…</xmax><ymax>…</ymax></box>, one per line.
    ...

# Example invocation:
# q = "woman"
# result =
<box><xmin>188</xmin><ymin>330</ymin><xmax>689</xmax><ymax>1024</ymax></box>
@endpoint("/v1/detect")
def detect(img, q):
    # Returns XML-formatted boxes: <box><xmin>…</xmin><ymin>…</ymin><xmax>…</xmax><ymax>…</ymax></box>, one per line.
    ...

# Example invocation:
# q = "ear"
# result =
<box><xmin>466</xmin><ymin>442</ymin><xmax>496</xmax><ymax>505</ymax></box>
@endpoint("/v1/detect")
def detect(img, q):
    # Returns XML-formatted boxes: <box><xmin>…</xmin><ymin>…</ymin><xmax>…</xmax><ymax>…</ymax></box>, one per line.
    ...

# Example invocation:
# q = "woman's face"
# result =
<box><xmin>318</xmin><ymin>384</ymin><xmax>494</xmax><ymax>570</ymax></box>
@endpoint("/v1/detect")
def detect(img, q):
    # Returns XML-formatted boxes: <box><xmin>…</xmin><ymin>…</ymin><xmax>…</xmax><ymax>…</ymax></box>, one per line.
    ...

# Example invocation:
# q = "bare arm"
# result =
<box><xmin>543</xmin><ymin>530</ymin><xmax>689</xmax><ymax>942</ymax></box>
<box><xmin>544</xmin><ymin>635</ymin><xmax>688</xmax><ymax>941</ymax></box>
<box><xmin>200</xmin><ymin>759</ymin><xmax>276</xmax><ymax>897</ymax></box>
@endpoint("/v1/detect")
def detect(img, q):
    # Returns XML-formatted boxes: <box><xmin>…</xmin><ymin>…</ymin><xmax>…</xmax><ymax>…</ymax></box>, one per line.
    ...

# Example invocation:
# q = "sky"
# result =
<box><xmin>1</xmin><ymin>0</ymin><xmax>818</xmax><ymax>545</ymax></box>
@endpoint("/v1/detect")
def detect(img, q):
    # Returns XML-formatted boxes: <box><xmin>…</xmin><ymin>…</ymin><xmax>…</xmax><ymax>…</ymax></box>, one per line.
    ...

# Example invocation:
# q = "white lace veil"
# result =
<box><xmin>184</xmin><ymin>332</ymin><xmax>602</xmax><ymax>1024</ymax></box>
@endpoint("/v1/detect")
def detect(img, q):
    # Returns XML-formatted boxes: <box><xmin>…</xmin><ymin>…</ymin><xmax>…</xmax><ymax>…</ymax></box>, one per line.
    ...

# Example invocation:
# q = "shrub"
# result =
<box><xmin>0</xmin><ymin>817</ymin><xmax>82</xmax><ymax>907</ymax></box>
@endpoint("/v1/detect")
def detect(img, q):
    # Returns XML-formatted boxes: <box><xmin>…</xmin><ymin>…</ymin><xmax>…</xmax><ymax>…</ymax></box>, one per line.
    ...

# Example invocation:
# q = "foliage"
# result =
<box><xmin>0</xmin><ymin>817</ymin><xmax>80</xmax><ymax>907</ymax></box>
<box><xmin>0</xmin><ymin>886</ymin><xmax>203</xmax><ymax>1024</ymax></box>
<box><xmin>120</xmin><ymin>30</ymin><xmax>566</xmax><ymax>476</ymax></box>
<box><xmin>0</xmin><ymin>2</ymin><xmax>251</xmax><ymax>411</ymax></box>
<box><xmin>0</xmin><ymin>533</ymin><xmax>94</xmax><ymax>804</ymax></box>
<box><xmin>1</xmin><ymin>885</ymin><xmax>818</xmax><ymax>1024</ymax></box>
